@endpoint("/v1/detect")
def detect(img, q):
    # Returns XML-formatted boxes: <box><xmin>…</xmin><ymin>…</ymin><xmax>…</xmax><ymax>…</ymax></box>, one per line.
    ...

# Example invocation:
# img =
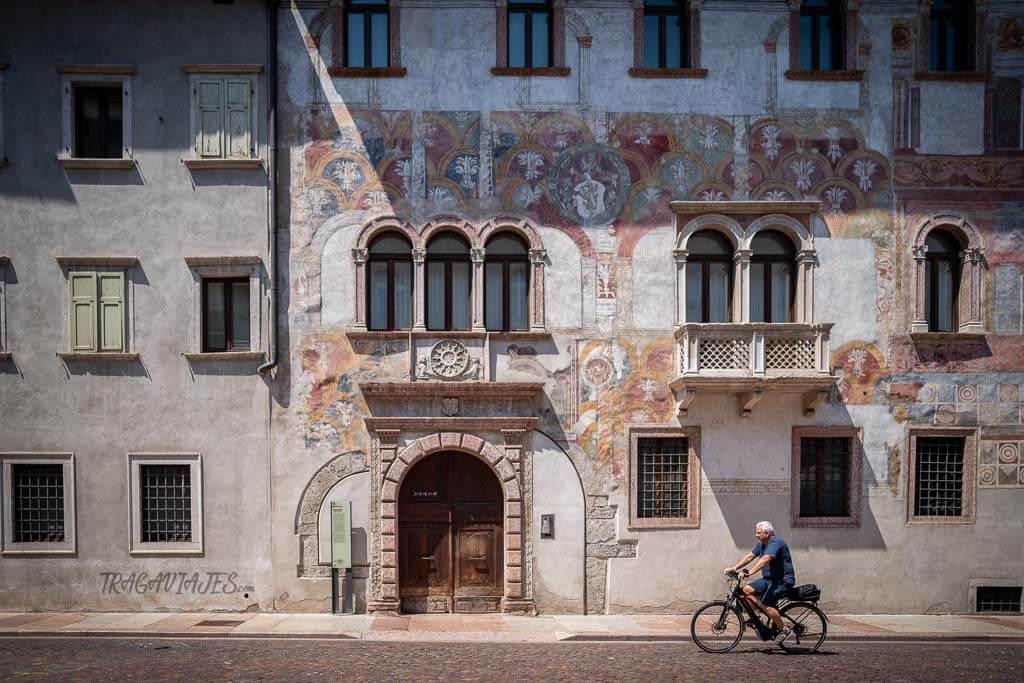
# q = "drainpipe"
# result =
<box><xmin>258</xmin><ymin>0</ymin><xmax>279</xmax><ymax>376</ymax></box>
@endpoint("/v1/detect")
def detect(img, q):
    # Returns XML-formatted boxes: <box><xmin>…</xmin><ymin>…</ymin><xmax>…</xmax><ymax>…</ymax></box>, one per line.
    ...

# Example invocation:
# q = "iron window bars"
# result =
<box><xmin>11</xmin><ymin>464</ymin><xmax>65</xmax><ymax>543</ymax></box>
<box><xmin>914</xmin><ymin>436</ymin><xmax>965</xmax><ymax>517</ymax></box>
<box><xmin>139</xmin><ymin>464</ymin><xmax>192</xmax><ymax>543</ymax></box>
<box><xmin>637</xmin><ymin>437</ymin><xmax>688</xmax><ymax>518</ymax></box>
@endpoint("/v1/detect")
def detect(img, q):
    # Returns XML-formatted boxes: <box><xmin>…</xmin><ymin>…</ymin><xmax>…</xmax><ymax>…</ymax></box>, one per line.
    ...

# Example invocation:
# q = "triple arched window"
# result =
<box><xmin>358</xmin><ymin>221</ymin><xmax>544</xmax><ymax>333</ymax></box>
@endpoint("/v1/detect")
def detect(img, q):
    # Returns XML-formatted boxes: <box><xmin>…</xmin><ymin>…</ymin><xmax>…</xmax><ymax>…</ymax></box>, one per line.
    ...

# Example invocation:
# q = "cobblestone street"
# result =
<box><xmin>1</xmin><ymin>638</ymin><xmax>1021</xmax><ymax>682</ymax></box>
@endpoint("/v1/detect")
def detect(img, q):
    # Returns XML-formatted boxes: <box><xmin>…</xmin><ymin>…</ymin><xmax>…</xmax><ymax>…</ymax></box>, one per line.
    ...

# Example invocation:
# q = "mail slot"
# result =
<box><xmin>541</xmin><ymin>514</ymin><xmax>554</xmax><ymax>539</ymax></box>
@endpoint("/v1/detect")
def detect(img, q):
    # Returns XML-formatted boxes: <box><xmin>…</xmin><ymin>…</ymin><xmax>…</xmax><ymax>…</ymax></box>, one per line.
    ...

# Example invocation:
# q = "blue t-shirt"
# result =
<box><xmin>752</xmin><ymin>536</ymin><xmax>795</xmax><ymax>585</ymax></box>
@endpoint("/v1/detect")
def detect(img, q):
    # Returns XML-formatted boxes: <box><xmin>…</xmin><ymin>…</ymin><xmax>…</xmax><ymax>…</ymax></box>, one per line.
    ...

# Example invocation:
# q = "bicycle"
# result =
<box><xmin>689</xmin><ymin>569</ymin><xmax>828</xmax><ymax>654</ymax></box>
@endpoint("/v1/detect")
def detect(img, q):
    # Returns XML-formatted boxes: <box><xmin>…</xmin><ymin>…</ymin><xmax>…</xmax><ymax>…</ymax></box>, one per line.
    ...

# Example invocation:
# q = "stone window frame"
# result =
<box><xmin>351</xmin><ymin>215</ymin><xmax>547</xmax><ymax>333</ymax></box>
<box><xmin>55</xmin><ymin>256</ymin><xmax>139</xmax><ymax>361</ymax></box>
<box><xmin>182</xmin><ymin>256</ymin><xmax>265</xmax><ymax>362</ymax></box>
<box><xmin>0</xmin><ymin>452</ymin><xmax>77</xmax><ymax>556</ymax></box>
<box><xmin>327</xmin><ymin>0</ymin><xmax>406</xmax><ymax>78</ymax></box>
<box><xmin>784</xmin><ymin>0</ymin><xmax>864</xmax><ymax>81</ymax></box>
<box><xmin>627</xmin><ymin>425</ymin><xmax>702</xmax><ymax>530</ymax></box>
<box><xmin>909</xmin><ymin>214</ymin><xmax>985</xmax><ymax>335</ymax></box>
<box><xmin>914</xmin><ymin>0</ymin><xmax>991</xmax><ymax>81</ymax></box>
<box><xmin>790</xmin><ymin>426</ymin><xmax>862</xmax><ymax>528</ymax></box>
<box><xmin>906</xmin><ymin>427</ymin><xmax>977</xmax><ymax>526</ymax></box>
<box><xmin>56</xmin><ymin>64</ymin><xmax>135</xmax><ymax>169</ymax></box>
<box><xmin>183</xmin><ymin>65</ymin><xmax>264</xmax><ymax>169</ymax></box>
<box><xmin>492</xmin><ymin>0</ymin><xmax>570</xmax><ymax>77</ymax></box>
<box><xmin>674</xmin><ymin>214</ymin><xmax>816</xmax><ymax>325</ymax></box>
<box><xmin>629</xmin><ymin>0</ymin><xmax>708</xmax><ymax>79</ymax></box>
<box><xmin>127</xmin><ymin>452</ymin><xmax>204</xmax><ymax>556</ymax></box>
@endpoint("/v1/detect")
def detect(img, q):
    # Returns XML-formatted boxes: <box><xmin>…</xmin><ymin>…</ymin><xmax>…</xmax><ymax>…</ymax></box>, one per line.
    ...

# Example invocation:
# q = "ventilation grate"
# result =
<box><xmin>976</xmin><ymin>586</ymin><xmax>1022</xmax><ymax>613</ymax></box>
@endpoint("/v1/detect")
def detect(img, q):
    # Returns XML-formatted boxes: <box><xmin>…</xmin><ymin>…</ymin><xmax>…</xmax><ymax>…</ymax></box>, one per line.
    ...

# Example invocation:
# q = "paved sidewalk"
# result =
<box><xmin>1</xmin><ymin>612</ymin><xmax>1023</xmax><ymax>642</ymax></box>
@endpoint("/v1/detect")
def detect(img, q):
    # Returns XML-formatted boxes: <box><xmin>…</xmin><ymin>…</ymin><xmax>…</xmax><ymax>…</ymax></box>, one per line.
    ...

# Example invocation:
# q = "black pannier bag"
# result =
<box><xmin>787</xmin><ymin>584</ymin><xmax>821</xmax><ymax>601</ymax></box>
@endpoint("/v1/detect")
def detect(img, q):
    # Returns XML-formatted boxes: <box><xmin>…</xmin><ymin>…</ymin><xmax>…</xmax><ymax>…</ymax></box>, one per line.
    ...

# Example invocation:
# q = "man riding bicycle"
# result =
<box><xmin>725</xmin><ymin>520</ymin><xmax>795</xmax><ymax>644</ymax></box>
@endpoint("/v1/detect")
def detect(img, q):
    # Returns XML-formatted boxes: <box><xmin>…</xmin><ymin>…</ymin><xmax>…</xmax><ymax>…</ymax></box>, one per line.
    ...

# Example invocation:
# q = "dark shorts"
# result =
<box><xmin>749</xmin><ymin>579</ymin><xmax>791</xmax><ymax>607</ymax></box>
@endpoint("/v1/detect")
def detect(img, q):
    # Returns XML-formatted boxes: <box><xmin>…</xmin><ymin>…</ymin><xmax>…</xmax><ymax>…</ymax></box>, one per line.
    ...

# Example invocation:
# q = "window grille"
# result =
<box><xmin>637</xmin><ymin>438</ymin><xmax>688</xmax><ymax>518</ymax></box>
<box><xmin>976</xmin><ymin>586</ymin><xmax>1022</xmax><ymax>613</ymax></box>
<box><xmin>140</xmin><ymin>464</ymin><xmax>192</xmax><ymax>543</ymax></box>
<box><xmin>11</xmin><ymin>464</ymin><xmax>65</xmax><ymax>543</ymax></box>
<box><xmin>914</xmin><ymin>437</ymin><xmax>964</xmax><ymax>517</ymax></box>
<box><xmin>799</xmin><ymin>437</ymin><xmax>849</xmax><ymax>517</ymax></box>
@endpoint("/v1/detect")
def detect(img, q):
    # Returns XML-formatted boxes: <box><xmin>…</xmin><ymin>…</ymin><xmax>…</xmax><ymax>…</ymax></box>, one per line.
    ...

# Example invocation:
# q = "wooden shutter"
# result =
<box><xmin>69</xmin><ymin>272</ymin><xmax>97</xmax><ymax>352</ymax></box>
<box><xmin>97</xmin><ymin>271</ymin><xmax>125</xmax><ymax>352</ymax></box>
<box><xmin>196</xmin><ymin>79</ymin><xmax>224</xmax><ymax>158</ymax></box>
<box><xmin>224</xmin><ymin>79</ymin><xmax>251</xmax><ymax>159</ymax></box>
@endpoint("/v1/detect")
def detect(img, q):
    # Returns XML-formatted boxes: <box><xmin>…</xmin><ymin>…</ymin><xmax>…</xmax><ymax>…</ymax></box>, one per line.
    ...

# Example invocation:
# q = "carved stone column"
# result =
<box><xmin>796</xmin><ymin>249</ymin><xmax>816</xmax><ymax>324</ymax></box>
<box><xmin>500</xmin><ymin>429</ymin><xmax>535</xmax><ymax>613</ymax></box>
<box><xmin>412</xmin><ymin>247</ymin><xmax>426</xmax><ymax>330</ymax></box>
<box><xmin>911</xmin><ymin>245</ymin><xmax>929</xmax><ymax>333</ymax></box>
<box><xmin>960</xmin><ymin>247</ymin><xmax>985</xmax><ymax>333</ymax></box>
<box><xmin>674</xmin><ymin>249</ymin><xmax>688</xmax><ymax>325</ymax></box>
<box><xmin>471</xmin><ymin>247</ymin><xmax>486</xmax><ymax>331</ymax></box>
<box><xmin>529</xmin><ymin>248</ymin><xmax>546</xmax><ymax>331</ymax></box>
<box><xmin>368</xmin><ymin>428</ymin><xmax>401</xmax><ymax>613</ymax></box>
<box><xmin>734</xmin><ymin>249</ymin><xmax>753</xmax><ymax>323</ymax></box>
<box><xmin>352</xmin><ymin>247</ymin><xmax>368</xmax><ymax>331</ymax></box>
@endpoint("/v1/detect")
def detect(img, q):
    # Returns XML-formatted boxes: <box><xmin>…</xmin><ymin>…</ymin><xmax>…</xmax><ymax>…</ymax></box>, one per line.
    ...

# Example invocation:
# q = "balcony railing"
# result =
<box><xmin>677</xmin><ymin>323</ymin><xmax>833</xmax><ymax>379</ymax></box>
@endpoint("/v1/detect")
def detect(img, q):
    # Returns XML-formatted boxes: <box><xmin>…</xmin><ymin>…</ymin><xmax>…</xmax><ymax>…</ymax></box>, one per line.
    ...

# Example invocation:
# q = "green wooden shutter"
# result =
<box><xmin>69</xmin><ymin>271</ymin><xmax>97</xmax><ymax>352</ymax></box>
<box><xmin>97</xmin><ymin>271</ymin><xmax>125</xmax><ymax>352</ymax></box>
<box><xmin>224</xmin><ymin>78</ymin><xmax>252</xmax><ymax>159</ymax></box>
<box><xmin>196</xmin><ymin>79</ymin><xmax>224</xmax><ymax>158</ymax></box>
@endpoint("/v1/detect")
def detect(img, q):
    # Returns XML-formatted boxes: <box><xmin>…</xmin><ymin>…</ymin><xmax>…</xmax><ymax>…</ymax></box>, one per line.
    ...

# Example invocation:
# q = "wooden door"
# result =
<box><xmin>398</xmin><ymin>451</ymin><xmax>504</xmax><ymax>613</ymax></box>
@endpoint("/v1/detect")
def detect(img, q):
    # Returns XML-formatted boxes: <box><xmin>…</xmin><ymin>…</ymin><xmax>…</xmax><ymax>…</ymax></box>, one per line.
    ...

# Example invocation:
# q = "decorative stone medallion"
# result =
<box><xmin>416</xmin><ymin>339</ymin><xmax>481</xmax><ymax>380</ymax></box>
<box><xmin>548</xmin><ymin>143</ymin><xmax>629</xmax><ymax>226</ymax></box>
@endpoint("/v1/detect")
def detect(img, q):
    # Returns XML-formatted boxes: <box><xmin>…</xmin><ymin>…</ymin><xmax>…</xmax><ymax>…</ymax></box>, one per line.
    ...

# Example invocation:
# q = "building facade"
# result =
<box><xmin>2</xmin><ymin>0</ymin><xmax>1024</xmax><ymax>616</ymax></box>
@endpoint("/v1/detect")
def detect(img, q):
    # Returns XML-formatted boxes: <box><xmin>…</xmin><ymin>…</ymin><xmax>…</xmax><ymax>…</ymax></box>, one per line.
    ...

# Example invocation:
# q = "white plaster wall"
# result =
<box><xmin>317</xmin><ymin>472</ymin><xmax>371</xmax><ymax>567</ymax></box>
<box><xmin>632</xmin><ymin>226</ymin><xmax>675</xmax><ymax>331</ymax></box>
<box><xmin>532</xmin><ymin>431</ymin><xmax>585</xmax><ymax>614</ymax></box>
<box><xmin>321</xmin><ymin>224</ymin><xmax>359</xmax><ymax>327</ymax></box>
<box><xmin>919</xmin><ymin>82</ymin><xmax>986</xmax><ymax>155</ymax></box>
<box><xmin>815</xmin><ymin>237</ymin><xmax>876</xmax><ymax>346</ymax></box>
<box><xmin>541</xmin><ymin>226</ymin><xmax>583</xmax><ymax>330</ymax></box>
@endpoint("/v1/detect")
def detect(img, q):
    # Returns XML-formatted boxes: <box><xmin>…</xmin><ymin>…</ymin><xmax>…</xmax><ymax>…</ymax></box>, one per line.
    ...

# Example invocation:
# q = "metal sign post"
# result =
<box><xmin>330</xmin><ymin>501</ymin><xmax>353</xmax><ymax>614</ymax></box>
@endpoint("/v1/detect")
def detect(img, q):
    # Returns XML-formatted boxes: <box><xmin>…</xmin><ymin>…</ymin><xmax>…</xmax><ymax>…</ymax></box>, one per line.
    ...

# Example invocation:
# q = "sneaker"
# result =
<box><xmin>774</xmin><ymin>627</ymin><xmax>793</xmax><ymax>645</ymax></box>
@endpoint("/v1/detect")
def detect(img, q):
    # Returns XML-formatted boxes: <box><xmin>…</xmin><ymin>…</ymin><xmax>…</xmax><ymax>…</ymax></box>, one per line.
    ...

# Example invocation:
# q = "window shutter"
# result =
<box><xmin>224</xmin><ymin>79</ymin><xmax>252</xmax><ymax>159</ymax></box>
<box><xmin>196</xmin><ymin>79</ymin><xmax>224</xmax><ymax>158</ymax></box>
<box><xmin>69</xmin><ymin>272</ymin><xmax>97</xmax><ymax>352</ymax></box>
<box><xmin>97</xmin><ymin>271</ymin><xmax>125</xmax><ymax>352</ymax></box>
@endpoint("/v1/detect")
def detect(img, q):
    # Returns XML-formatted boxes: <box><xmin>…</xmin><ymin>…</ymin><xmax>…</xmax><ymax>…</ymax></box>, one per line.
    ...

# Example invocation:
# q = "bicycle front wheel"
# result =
<box><xmin>690</xmin><ymin>600</ymin><xmax>745</xmax><ymax>653</ymax></box>
<box><xmin>779</xmin><ymin>601</ymin><xmax>827</xmax><ymax>654</ymax></box>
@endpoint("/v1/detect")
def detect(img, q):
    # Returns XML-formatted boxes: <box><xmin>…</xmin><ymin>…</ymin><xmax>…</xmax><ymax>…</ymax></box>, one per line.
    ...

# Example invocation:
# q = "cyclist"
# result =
<box><xmin>724</xmin><ymin>520</ymin><xmax>795</xmax><ymax>644</ymax></box>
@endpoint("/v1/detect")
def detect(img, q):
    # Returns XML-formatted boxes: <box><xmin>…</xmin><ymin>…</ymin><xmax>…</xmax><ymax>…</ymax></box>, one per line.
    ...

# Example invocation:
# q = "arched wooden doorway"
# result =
<box><xmin>398</xmin><ymin>451</ymin><xmax>504</xmax><ymax>613</ymax></box>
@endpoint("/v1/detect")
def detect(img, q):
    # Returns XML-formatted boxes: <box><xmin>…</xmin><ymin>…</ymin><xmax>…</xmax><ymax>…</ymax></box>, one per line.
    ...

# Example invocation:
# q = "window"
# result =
<box><xmin>791</xmin><ymin>427</ymin><xmax>861</xmax><ymax>527</ymax></box>
<box><xmin>508</xmin><ymin>0</ymin><xmax>552</xmax><ymax>69</ymax></box>
<box><xmin>67</xmin><ymin>269</ymin><xmax>126</xmax><ymax>353</ymax></box>
<box><xmin>426</xmin><ymin>233</ymin><xmax>471</xmax><ymax>331</ymax></box>
<box><xmin>929</xmin><ymin>0</ymin><xmax>974</xmax><ymax>72</ymax></box>
<box><xmin>202</xmin><ymin>278</ymin><xmax>250</xmax><ymax>352</ymax></box>
<box><xmin>908</xmin><ymin>429</ymin><xmax>976</xmax><ymax>524</ymax></box>
<box><xmin>991</xmin><ymin>78</ymin><xmax>1022</xmax><ymax>151</ymax></box>
<box><xmin>749</xmin><ymin>230</ymin><xmax>796</xmax><ymax>323</ymax></box>
<box><xmin>799</xmin><ymin>0</ymin><xmax>843</xmax><ymax>71</ymax></box>
<box><xmin>924</xmin><ymin>230</ymin><xmax>961</xmax><ymax>332</ymax></box>
<box><xmin>192</xmin><ymin>76</ymin><xmax>256</xmax><ymax>160</ymax></box>
<box><xmin>643</xmin><ymin>1</ymin><xmax>688</xmax><ymax>69</ymax></box>
<box><xmin>128</xmin><ymin>453</ymin><xmax>202</xmax><ymax>554</ymax></box>
<box><xmin>485</xmin><ymin>233</ymin><xmax>529</xmax><ymax>332</ymax></box>
<box><xmin>976</xmin><ymin>586</ymin><xmax>1022</xmax><ymax>613</ymax></box>
<box><xmin>368</xmin><ymin>233</ymin><xmax>413</xmax><ymax>331</ymax></box>
<box><xmin>74</xmin><ymin>85</ymin><xmax>122</xmax><ymax>159</ymax></box>
<box><xmin>685</xmin><ymin>230</ymin><xmax>732</xmax><ymax>323</ymax></box>
<box><xmin>628</xmin><ymin>426</ymin><xmax>701</xmax><ymax>529</ymax></box>
<box><xmin>1</xmin><ymin>453</ymin><xmax>76</xmax><ymax>555</ymax></box>
<box><xmin>345</xmin><ymin>0</ymin><xmax>389</xmax><ymax>68</ymax></box>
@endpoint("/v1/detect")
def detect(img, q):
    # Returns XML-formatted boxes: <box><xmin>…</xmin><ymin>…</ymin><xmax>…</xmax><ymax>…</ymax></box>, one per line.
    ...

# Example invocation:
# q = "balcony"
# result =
<box><xmin>670</xmin><ymin>323</ymin><xmax>835</xmax><ymax>417</ymax></box>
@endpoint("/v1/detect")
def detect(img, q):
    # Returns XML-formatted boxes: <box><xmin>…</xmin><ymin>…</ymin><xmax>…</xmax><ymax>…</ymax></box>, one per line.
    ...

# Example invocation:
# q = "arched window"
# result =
<box><xmin>426</xmin><ymin>233</ymin><xmax>471</xmax><ymax>331</ymax></box>
<box><xmin>750</xmin><ymin>230</ymin><xmax>796</xmax><ymax>323</ymax></box>
<box><xmin>799</xmin><ymin>0</ymin><xmax>843</xmax><ymax>71</ymax></box>
<box><xmin>685</xmin><ymin>230</ymin><xmax>732</xmax><ymax>323</ymax></box>
<box><xmin>643</xmin><ymin>1</ymin><xmax>689</xmax><ymax>69</ymax></box>
<box><xmin>929</xmin><ymin>0</ymin><xmax>974</xmax><ymax>72</ymax></box>
<box><xmin>485</xmin><ymin>233</ymin><xmax>530</xmax><ymax>332</ymax></box>
<box><xmin>367</xmin><ymin>232</ymin><xmax>412</xmax><ymax>330</ymax></box>
<box><xmin>924</xmin><ymin>230</ymin><xmax>961</xmax><ymax>332</ymax></box>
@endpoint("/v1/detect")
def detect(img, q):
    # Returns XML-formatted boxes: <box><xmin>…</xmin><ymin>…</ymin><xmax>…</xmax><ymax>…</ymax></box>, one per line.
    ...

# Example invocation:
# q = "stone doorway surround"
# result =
<box><xmin>360</xmin><ymin>381</ymin><xmax>543</xmax><ymax>614</ymax></box>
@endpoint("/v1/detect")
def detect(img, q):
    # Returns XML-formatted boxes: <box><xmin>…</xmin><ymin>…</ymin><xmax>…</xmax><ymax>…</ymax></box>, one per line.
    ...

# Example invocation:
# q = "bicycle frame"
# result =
<box><xmin>721</xmin><ymin>581</ymin><xmax>777</xmax><ymax>641</ymax></box>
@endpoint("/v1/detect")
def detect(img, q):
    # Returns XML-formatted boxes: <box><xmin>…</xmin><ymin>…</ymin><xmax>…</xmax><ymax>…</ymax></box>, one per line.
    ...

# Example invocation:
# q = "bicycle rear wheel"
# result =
<box><xmin>690</xmin><ymin>600</ymin><xmax>745</xmax><ymax>653</ymax></box>
<box><xmin>778</xmin><ymin>601</ymin><xmax>827</xmax><ymax>654</ymax></box>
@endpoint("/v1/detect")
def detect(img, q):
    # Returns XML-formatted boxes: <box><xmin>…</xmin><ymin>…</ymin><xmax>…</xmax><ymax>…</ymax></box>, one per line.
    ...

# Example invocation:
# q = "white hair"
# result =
<box><xmin>756</xmin><ymin>520</ymin><xmax>774</xmax><ymax>534</ymax></box>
